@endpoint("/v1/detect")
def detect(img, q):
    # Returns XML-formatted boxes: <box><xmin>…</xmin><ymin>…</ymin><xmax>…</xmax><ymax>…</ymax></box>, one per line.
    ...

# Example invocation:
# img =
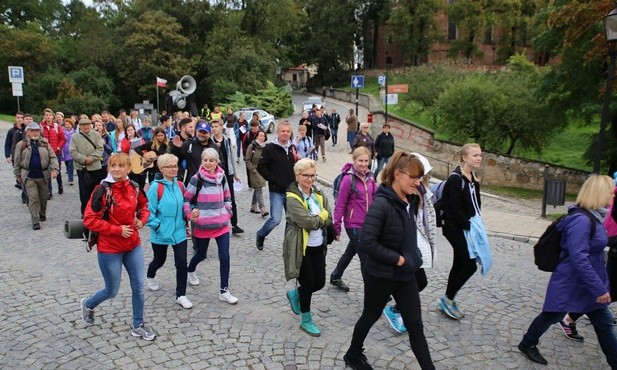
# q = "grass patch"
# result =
<box><xmin>545</xmin><ymin>213</ymin><xmax>567</xmax><ymax>221</ymax></box>
<box><xmin>340</xmin><ymin>75</ymin><xmax>596</xmax><ymax>171</ymax></box>
<box><xmin>482</xmin><ymin>185</ymin><xmax>577</xmax><ymax>202</ymax></box>
<box><xmin>0</xmin><ymin>113</ymin><xmax>13</xmax><ymax>123</ymax></box>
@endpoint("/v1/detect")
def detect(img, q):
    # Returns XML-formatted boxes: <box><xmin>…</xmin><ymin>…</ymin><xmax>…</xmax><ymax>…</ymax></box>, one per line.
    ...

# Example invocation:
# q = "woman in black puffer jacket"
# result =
<box><xmin>343</xmin><ymin>151</ymin><xmax>435</xmax><ymax>370</ymax></box>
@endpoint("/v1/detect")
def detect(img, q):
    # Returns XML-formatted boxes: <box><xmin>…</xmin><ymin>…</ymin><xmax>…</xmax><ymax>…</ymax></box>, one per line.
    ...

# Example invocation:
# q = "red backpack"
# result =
<box><xmin>156</xmin><ymin>180</ymin><xmax>185</xmax><ymax>201</ymax></box>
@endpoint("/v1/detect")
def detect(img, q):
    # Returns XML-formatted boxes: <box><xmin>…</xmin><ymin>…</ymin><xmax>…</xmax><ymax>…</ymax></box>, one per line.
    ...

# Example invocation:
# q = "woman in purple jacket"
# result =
<box><xmin>329</xmin><ymin>147</ymin><xmax>377</xmax><ymax>291</ymax></box>
<box><xmin>518</xmin><ymin>174</ymin><xmax>617</xmax><ymax>368</ymax></box>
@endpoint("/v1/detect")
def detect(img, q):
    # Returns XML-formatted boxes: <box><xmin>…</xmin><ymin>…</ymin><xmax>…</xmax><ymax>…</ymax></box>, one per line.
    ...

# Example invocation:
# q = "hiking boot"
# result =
<box><xmin>81</xmin><ymin>298</ymin><xmax>95</xmax><ymax>326</ymax></box>
<box><xmin>32</xmin><ymin>223</ymin><xmax>41</xmax><ymax>230</ymax></box>
<box><xmin>232</xmin><ymin>225</ymin><xmax>244</xmax><ymax>234</ymax></box>
<box><xmin>187</xmin><ymin>272</ymin><xmax>200</xmax><ymax>286</ymax></box>
<box><xmin>39</xmin><ymin>214</ymin><xmax>46</xmax><ymax>222</ymax></box>
<box><xmin>219</xmin><ymin>288</ymin><xmax>238</xmax><ymax>304</ymax></box>
<box><xmin>287</xmin><ymin>288</ymin><xmax>300</xmax><ymax>315</ymax></box>
<box><xmin>518</xmin><ymin>342</ymin><xmax>548</xmax><ymax>365</ymax></box>
<box><xmin>437</xmin><ymin>295</ymin><xmax>463</xmax><ymax>320</ymax></box>
<box><xmin>330</xmin><ymin>278</ymin><xmax>350</xmax><ymax>292</ymax></box>
<box><xmin>147</xmin><ymin>278</ymin><xmax>160</xmax><ymax>291</ymax></box>
<box><xmin>176</xmin><ymin>295</ymin><xmax>193</xmax><ymax>309</ymax></box>
<box><xmin>559</xmin><ymin>320</ymin><xmax>584</xmax><ymax>341</ymax></box>
<box><xmin>300</xmin><ymin>312</ymin><xmax>321</xmax><ymax>337</ymax></box>
<box><xmin>48</xmin><ymin>192</ymin><xmax>53</xmax><ymax>200</ymax></box>
<box><xmin>383</xmin><ymin>305</ymin><xmax>406</xmax><ymax>334</ymax></box>
<box><xmin>256</xmin><ymin>234</ymin><xmax>265</xmax><ymax>250</ymax></box>
<box><xmin>58</xmin><ymin>186</ymin><xmax>63</xmax><ymax>195</ymax></box>
<box><xmin>344</xmin><ymin>349</ymin><xmax>374</xmax><ymax>370</ymax></box>
<box><xmin>130</xmin><ymin>323</ymin><xmax>156</xmax><ymax>341</ymax></box>
<box><xmin>250</xmin><ymin>204</ymin><xmax>260</xmax><ymax>214</ymax></box>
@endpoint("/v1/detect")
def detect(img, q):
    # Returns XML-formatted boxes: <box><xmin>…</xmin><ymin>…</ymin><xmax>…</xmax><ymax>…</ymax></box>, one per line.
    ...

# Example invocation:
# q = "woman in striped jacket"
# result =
<box><xmin>183</xmin><ymin>148</ymin><xmax>238</xmax><ymax>305</ymax></box>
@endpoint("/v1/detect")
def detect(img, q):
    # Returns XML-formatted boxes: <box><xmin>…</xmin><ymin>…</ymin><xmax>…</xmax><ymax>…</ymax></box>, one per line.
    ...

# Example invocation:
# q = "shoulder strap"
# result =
<box><xmin>572</xmin><ymin>209</ymin><xmax>597</xmax><ymax>240</ymax></box>
<box><xmin>80</xmin><ymin>132</ymin><xmax>97</xmax><ymax>149</ymax></box>
<box><xmin>190</xmin><ymin>176</ymin><xmax>205</xmax><ymax>206</ymax></box>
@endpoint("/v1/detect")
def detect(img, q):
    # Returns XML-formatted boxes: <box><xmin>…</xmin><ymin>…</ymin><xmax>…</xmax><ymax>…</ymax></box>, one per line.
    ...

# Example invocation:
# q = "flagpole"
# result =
<box><xmin>156</xmin><ymin>83</ymin><xmax>160</xmax><ymax>116</ymax></box>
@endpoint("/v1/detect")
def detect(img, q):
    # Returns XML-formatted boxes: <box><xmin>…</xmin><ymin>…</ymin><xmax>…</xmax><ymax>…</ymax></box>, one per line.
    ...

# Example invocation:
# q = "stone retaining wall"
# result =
<box><xmin>322</xmin><ymin>88</ymin><xmax>589</xmax><ymax>193</ymax></box>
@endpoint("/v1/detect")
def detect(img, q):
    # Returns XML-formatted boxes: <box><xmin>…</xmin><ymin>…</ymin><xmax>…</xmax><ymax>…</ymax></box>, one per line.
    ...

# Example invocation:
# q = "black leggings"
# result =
<box><xmin>298</xmin><ymin>245</ymin><xmax>326</xmax><ymax>313</ymax></box>
<box><xmin>147</xmin><ymin>241</ymin><xmax>188</xmax><ymax>298</ymax></box>
<box><xmin>349</xmin><ymin>273</ymin><xmax>435</xmax><ymax>370</ymax></box>
<box><xmin>443</xmin><ymin>222</ymin><xmax>477</xmax><ymax>300</ymax></box>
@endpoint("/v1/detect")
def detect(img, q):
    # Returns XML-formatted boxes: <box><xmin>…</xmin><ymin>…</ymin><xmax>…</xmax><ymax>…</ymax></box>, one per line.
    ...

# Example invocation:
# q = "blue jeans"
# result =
<box><xmin>65</xmin><ymin>160</ymin><xmax>74</xmax><ymax>183</ymax></box>
<box><xmin>84</xmin><ymin>246</ymin><xmax>145</xmax><ymax>328</ymax></box>
<box><xmin>189</xmin><ymin>232</ymin><xmax>230</xmax><ymax>292</ymax></box>
<box><xmin>330</xmin><ymin>228</ymin><xmax>366</xmax><ymax>280</ymax></box>
<box><xmin>47</xmin><ymin>160</ymin><xmax>62</xmax><ymax>193</ymax></box>
<box><xmin>347</xmin><ymin>132</ymin><xmax>356</xmax><ymax>149</ymax></box>
<box><xmin>374</xmin><ymin>156</ymin><xmax>390</xmax><ymax>180</ymax></box>
<box><xmin>521</xmin><ymin>307</ymin><xmax>617</xmax><ymax>368</ymax></box>
<box><xmin>257</xmin><ymin>191</ymin><xmax>285</xmax><ymax>238</ymax></box>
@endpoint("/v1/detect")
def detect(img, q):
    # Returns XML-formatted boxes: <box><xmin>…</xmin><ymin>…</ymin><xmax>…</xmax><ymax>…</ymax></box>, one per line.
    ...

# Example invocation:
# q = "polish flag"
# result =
<box><xmin>156</xmin><ymin>77</ymin><xmax>167</xmax><ymax>87</ymax></box>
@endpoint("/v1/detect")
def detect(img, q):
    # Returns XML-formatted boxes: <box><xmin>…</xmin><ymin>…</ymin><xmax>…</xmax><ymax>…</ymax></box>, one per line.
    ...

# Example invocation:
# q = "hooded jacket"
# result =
<box><xmin>183</xmin><ymin>166</ymin><xmax>231</xmax><ymax>239</ymax></box>
<box><xmin>333</xmin><ymin>162</ymin><xmax>377</xmax><ymax>235</ymax></box>
<box><xmin>83</xmin><ymin>175</ymin><xmax>149</xmax><ymax>254</ymax></box>
<box><xmin>283</xmin><ymin>182</ymin><xmax>332</xmax><ymax>280</ymax></box>
<box><xmin>442</xmin><ymin>166</ymin><xmax>481</xmax><ymax>230</ymax></box>
<box><xmin>545</xmin><ymin>206</ymin><xmax>609</xmax><ymax>313</ymax></box>
<box><xmin>257</xmin><ymin>137</ymin><xmax>297</xmax><ymax>193</ymax></box>
<box><xmin>146</xmin><ymin>177</ymin><xmax>188</xmax><ymax>245</ymax></box>
<box><xmin>360</xmin><ymin>184</ymin><xmax>423</xmax><ymax>281</ymax></box>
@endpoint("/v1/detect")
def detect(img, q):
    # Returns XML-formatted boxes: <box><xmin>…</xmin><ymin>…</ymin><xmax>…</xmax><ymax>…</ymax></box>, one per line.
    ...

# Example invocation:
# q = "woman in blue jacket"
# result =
<box><xmin>518</xmin><ymin>174</ymin><xmax>617</xmax><ymax>368</ymax></box>
<box><xmin>145</xmin><ymin>153</ymin><xmax>193</xmax><ymax>309</ymax></box>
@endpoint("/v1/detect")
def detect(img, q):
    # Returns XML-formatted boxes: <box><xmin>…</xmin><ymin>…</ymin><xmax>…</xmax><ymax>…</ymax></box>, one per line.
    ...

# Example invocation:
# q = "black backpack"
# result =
<box><xmin>533</xmin><ymin>209</ymin><xmax>596</xmax><ymax>272</ymax></box>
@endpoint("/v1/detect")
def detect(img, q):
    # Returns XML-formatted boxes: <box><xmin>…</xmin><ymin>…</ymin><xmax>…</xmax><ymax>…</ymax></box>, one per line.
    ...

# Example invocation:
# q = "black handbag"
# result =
<box><xmin>326</xmin><ymin>222</ymin><xmax>336</xmax><ymax>245</ymax></box>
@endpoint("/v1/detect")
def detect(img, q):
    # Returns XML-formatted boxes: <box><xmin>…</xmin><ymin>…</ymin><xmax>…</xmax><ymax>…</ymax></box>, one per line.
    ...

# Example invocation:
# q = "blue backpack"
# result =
<box><xmin>332</xmin><ymin>173</ymin><xmax>357</xmax><ymax>200</ymax></box>
<box><xmin>430</xmin><ymin>172</ymin><xmax>464</xmax><ymax>227</ymax></box>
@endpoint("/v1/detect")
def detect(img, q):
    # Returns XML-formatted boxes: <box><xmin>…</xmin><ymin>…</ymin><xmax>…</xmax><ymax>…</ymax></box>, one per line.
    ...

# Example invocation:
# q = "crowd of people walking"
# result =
<box><xmin>4</xmin><ymin>103</ymin><xmax>617</xmax><ymax>369</ymax></box>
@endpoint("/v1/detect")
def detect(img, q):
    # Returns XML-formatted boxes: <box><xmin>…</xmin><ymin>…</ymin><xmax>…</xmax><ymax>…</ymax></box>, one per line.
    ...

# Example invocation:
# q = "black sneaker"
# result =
<box><xmin>39</xmin><ymin>214</ymin><xmax>46</xmax><ymax>222</ymax></box>
<box><xmin>48</xmin><ymin>192</ymin><xmax>53</xmax><ymax>200</ymax></box>
<box><xmin>256</xmin><ymin>234</ymin><xmax>265</xmax><ymax>250</ymax></box>
<box><xmin>232</xmin><ymin>225</ymin><xmax>244</xmax><ymax>234</ymax></box>
<box><xmin>559</xmin><ymin>320</ymin><xmax>584</xmax><ymax>341</ymax></box>
<box><xmin>518</xmin><ymin>342</ymin><xmax>548</xmax><ymax>365</ymax></box>
<box><xmin>344</xmin><ymin>350</ymin><xmax>374</xmax><ymax>370</ymax></box>
<box><xmin>330</xmin><ymin>278</ymin><xmax>350</xmax><ymax>292</ymax></box>
<box><xmin>58</xmin><ymin>186</ymin><xmax>63</xmax><ymax>195</ymax></box>
<box><xmin>22</xmin><ymin>196</ymin><xmax>27</xmax><ymax>204</ymax></box>
<box><xmin>32</xmin><ymin>223</ymin><xmax>41</xmax><ymax>230</ymax></box>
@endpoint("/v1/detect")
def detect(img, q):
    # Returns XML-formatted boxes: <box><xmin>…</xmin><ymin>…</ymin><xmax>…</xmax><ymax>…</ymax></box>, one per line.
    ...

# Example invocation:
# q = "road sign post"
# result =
<box><xmin>8</xmin><ymin>66</ymin><xmax>24</xmax><ymax>112</ymax></box>
<box><xmin>351</xmin><ymin>75</ymin><xmax>365</xmax><ymax>116</ymax></box>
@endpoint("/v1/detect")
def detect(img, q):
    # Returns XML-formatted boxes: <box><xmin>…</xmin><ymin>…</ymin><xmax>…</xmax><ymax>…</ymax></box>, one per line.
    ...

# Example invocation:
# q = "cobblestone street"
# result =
<box><xmin>0</xmin><ymin>117</ymin><xmax>612</xmax><ymax>369</ymax></box>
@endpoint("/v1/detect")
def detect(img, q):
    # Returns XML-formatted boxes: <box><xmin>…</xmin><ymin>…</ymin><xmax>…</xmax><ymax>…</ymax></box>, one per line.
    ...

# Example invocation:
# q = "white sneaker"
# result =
<box><xmin>147</xmin><ymin>278</ymin><xmax>160</xmax><ymax>291</ymax></box>
<box><xmin>188</xmin><ymin>272</ymin><xmax>200</xmax><ymax>286</ymax></box>
<box><xmin>176</xmin><ymin>295</ymin><xmax>193</xmax><ymax>309</ymax></box>
<box><xmin>219</xmin><ymin>288</ymin><xmax>238</xmax><ymax>304</ymax></box>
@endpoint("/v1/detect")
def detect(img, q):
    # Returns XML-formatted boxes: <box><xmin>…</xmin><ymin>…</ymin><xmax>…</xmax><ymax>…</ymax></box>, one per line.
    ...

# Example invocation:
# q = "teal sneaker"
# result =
<box><xmin>300</xmin><ymin>312</ymin><xmax>321</xmax><ymax>337</ymax></box>
<box><xmin>287</xmin><ymin>289</ymin><xmax>300</xmax><ymax>315</ymax></box>
<box><xmin>438</xmin><ymin>295</ymin><xmax>463</xmax><ymax>320</ymax></box>
<box><xmin>383</xmin><ymin>305</ymin><xmax>406</xmax><ymax>333</ymax></box>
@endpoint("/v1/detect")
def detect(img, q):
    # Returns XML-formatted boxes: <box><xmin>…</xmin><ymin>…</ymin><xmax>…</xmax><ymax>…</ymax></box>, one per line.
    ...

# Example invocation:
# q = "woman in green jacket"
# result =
<box><xmin>283</xmin><ymin>158</ymin><xmax>333</xmax><ymax>337</ymax></box>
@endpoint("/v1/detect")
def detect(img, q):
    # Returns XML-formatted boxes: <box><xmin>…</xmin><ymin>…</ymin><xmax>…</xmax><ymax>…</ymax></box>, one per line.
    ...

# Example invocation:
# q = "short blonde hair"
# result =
<box><xmin>297</xmin><ymin>125</ymin><xmax>307</xmax><ymax>133</ymax></box>
<box><xmin>294</xmin><ymin>158</ymin><xmax>316</xmax><ymax>175</ymax></box>
<box><xmin>157</xmin><ymin>153</ymin><xmax>178</xmax><ymax>169</ymax></box>
<box><xmin>360</xmin><ymin>123</ymin><xmax>369</xmax><ymax>130</ymax></box>
<box><xmin>576</xmin><ymin>174</ymin><xmax>614</xmax><ymax>210</ymax></box>
<box><xmin>108</xmin><ymin>153</ymin><xmax>130</xmax><ymax>170</ymax></box>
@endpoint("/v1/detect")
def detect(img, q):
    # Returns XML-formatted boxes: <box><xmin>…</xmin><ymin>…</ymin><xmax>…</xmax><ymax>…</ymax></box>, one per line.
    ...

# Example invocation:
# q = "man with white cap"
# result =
<box><xmin>70</xmin><ymin>118</ymin><xmax>104</xmax><ymax>217</ymax></box>
<box><xmin>13</xmin><ymin>122</ymin><xmax>59</xmax><ymax>230</ymax></box>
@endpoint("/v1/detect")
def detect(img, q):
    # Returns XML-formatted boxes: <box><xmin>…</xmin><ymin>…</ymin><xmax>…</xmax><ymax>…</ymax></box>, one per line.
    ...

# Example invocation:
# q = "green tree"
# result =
<box><xmin>116</xmin><ymin>10</ymin><xmax>194</xmax><ymax>105</ymax></box>
<box><xmin>0</xmin><ymin>0</ymin><xmax>65</xmax><ymax>33</ymax></box>
<box><xmin>388</xmin><ymin>0</ymin><xmax>442</xmax><ymax>66</ymax></box>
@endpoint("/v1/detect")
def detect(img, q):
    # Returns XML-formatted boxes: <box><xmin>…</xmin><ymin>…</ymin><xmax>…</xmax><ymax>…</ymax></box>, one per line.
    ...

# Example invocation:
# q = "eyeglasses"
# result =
<box><xmin>202</xmin><ymin>158</ymin><xmax>218</xmax><ymax>163</ymax></box>
<box><xmin>299</xmin><ymin>173</ymin><xmax>316</xmax><ymax>180</ymax></box>
<box><xmin>162</xmin><ymin>165</ymin><xmax>178</xmax><ymax>169</ymax></box>
<box><xmin>397</xmin><ymin>170</ymin><xmax>422</xmax><ymax>181</ymax></box>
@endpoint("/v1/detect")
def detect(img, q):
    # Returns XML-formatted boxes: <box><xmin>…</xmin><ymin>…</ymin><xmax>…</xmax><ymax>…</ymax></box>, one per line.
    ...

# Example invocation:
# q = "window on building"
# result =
<box><xmin>293</xmin><ymin>73</ymin><xmax>297</xmax><ymax>82</ymax></box>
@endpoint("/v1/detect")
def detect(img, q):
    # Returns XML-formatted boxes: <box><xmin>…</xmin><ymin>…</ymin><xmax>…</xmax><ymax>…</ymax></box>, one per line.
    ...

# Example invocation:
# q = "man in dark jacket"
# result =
<box><xmin>170</xmin><ymin>121</ymin><xmax>221</xmax><ymax>185</ymax></box>
<box><xmin>328</xmin><ymin>108</ymin><xmax>340</xmax><ymax>147</ymax></box>
<box><xmin>373</xmin><ymin>123</ymin><xmax>395</xmax><ymax>180</ymax></box>
<box><xmin>6</xmin><ymin>112</ymin><xmax>24</xmax><ymax>190</ymax></box>
<box><xmin>310</xmin><ymin>108</ymin><xmax>329</xmax><ymax>162</ymax></box>
<box><xmin>255</xmin><ymin>121</ymin><xmax>299</xmax><ymax>250</ymax></box>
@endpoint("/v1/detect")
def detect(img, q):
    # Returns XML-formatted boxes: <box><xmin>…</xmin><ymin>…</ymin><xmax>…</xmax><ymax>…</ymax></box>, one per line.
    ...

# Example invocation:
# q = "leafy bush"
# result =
<box><xmin>222</xmin><ymin>81</ymin><xmax>293</xmax><ymax>118</ymax></box>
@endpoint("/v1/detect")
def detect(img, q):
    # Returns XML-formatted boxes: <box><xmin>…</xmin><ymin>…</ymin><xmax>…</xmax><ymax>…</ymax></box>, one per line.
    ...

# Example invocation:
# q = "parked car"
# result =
<box><xmin>302</xmin><ymin>96</ymin><xmax>324</xmax><ymax>113</ymax></box>
<box><xmin>234</xmin><ymin>108</ymin><xmax>276</xmax><ymax>133</ymax></box>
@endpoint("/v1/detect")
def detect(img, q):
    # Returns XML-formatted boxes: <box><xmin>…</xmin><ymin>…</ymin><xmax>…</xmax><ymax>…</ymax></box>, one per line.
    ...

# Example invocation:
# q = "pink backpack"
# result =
<box><xmin>604</xmin><ymin>186</ymin><xmax>617</xmax><ymax>237</ymax></box>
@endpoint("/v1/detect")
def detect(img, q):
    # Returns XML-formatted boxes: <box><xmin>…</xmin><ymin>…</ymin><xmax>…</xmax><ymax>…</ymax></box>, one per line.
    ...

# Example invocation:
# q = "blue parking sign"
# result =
<box><xmin>351</xmin><ymin>75</ymin><xmax>364</xmax><ymax>89</ymax></box>
<box><xmin>8</xmin><ymin>66</ymin><xmax>24</xmax><ymax>83</ymax></box>
<box><xmin>378</xmin><ymin>75</ymin><xmax>386</xmax><ymax>87</ymax></box>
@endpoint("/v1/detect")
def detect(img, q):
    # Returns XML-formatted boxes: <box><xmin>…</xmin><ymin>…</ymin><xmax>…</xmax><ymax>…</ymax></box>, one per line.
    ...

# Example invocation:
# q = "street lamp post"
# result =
<box><xmin>385</xmin><ymin>51</ymin><xmax>392</xmax><ymax>124</ymax></box>
<box><xmin>595</xmin><ymin>8</ymin><xmax>617</xmax><ymax>173</ymax></box>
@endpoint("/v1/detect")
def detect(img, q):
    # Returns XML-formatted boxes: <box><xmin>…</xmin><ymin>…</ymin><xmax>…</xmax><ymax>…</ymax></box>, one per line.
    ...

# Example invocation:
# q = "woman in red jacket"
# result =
<box><xmin>80</xmin><ymin>153</ymin><xmax>155</xmax><ymax>341</ymax></box>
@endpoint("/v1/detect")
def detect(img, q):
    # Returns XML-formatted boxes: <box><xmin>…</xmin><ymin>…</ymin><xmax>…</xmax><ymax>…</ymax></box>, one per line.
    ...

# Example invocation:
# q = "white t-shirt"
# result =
<box><xmin>301</xmin><ymin>190</ymin><xmax>324</xmax><ymax>247</ymax></box>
